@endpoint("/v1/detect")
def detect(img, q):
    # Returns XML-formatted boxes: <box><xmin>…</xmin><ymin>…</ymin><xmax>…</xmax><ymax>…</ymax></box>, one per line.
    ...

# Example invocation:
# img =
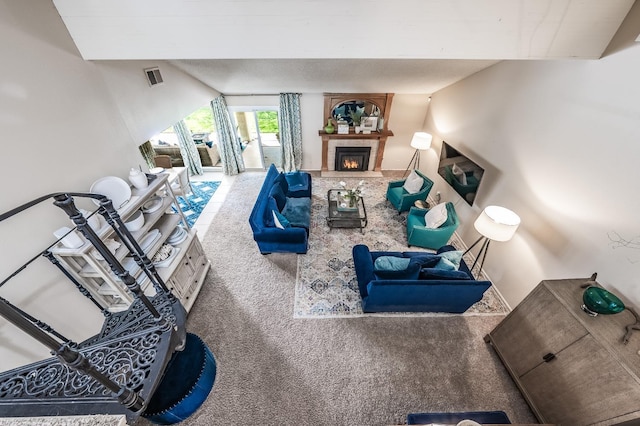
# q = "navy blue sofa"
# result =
<box><xmin>352</xmin><ymin>244</ymin><xmax>492</xmax><ymax>313</ymax></box>
<box><xmin>249</xmin><ymin>164</ymin><xmax>312</xmax><ymax>254</ymax></box>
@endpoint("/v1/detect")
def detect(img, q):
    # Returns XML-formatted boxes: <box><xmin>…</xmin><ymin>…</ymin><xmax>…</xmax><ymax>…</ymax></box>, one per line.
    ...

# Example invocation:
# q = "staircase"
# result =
<box><xmin>0</xmin><ymin>192</ymin><xmax>191</xmax><ymax>423</ymax></box>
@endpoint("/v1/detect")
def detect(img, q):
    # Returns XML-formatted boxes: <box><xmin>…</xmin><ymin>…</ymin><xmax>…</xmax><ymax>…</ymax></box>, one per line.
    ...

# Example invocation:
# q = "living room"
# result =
<box><xmin>2</xmin><ymin>0</ymin><xmax>640</xmax><ymax>424</ymax></box>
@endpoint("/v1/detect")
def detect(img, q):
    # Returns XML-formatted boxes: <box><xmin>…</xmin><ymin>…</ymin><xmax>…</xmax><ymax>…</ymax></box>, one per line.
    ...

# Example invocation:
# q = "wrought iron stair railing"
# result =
<box><xmin>0</xmin><ymin>315</ymin><xmax>175</xmax><ymax>420</ymax></box>
<box><xmin>0</xmin><ymin>190</ymin><xmax>189</xmax><ymax>423</ymax></box>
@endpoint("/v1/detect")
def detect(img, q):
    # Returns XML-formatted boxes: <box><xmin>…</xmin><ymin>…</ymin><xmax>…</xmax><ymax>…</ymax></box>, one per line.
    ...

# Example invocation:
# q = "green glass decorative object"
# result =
<box><xmin>324</xmin><ymin>118</ymin><xmax>334</xmax><ymax>134</ymax></box>
<box><xmin>581</xmin><ymin>286</ymin><xmax>625</xmax><ymax>316</ymax></box>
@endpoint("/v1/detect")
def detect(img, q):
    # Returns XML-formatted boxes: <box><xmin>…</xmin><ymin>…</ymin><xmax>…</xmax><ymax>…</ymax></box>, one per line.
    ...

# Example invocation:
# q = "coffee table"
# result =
<box><xmin>326</xmin><ymin>189</ymin><xmax>367</xmax><ymax>233</ymax></box>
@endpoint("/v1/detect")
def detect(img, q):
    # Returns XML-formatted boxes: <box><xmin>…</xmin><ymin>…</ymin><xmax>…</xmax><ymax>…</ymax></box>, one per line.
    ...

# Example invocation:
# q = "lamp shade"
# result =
<box><xmin>474</xmin><ymin>205</ymin><xmax>521</xmax><ymax>242</ymax></box>
<box><xmin>410</xmin><ymin>132</ymin><xmax>432</xmax><ymax>150</ymax></box>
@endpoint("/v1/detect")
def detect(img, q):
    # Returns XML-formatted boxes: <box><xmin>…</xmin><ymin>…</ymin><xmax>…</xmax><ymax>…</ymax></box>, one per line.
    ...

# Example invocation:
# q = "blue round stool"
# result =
<box><xmin>143</xmin><ymin>333</ymin><xmax>216</xmax><ymax>425</ymax></box>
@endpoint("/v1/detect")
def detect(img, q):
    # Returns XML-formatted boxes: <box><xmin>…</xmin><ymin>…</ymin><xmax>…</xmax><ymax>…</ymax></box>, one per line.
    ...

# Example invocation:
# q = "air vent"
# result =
<box><xmin>144</xmin><ymin>67</ymin><xmax>163</xmax><ymax>86</ymax></box>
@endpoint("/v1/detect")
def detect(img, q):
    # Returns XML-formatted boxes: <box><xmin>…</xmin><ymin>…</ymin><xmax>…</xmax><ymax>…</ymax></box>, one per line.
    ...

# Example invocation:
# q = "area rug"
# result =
<box><xmin>174</xmin><ymin>181</ymin><xmax>220</xmax><ymax>227</ymax></box>
<box><xmin>294</xmin><ymin>176</ymin><xmax>510</xmax><ymax>318</ymax></box>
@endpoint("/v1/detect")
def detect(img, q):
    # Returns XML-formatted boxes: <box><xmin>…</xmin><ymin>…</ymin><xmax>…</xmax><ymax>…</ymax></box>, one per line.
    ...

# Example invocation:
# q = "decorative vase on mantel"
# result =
<box><xmin>324</xmin><ymin>118</ymin><xmax>334</xmax><ymax>134</ymax></box>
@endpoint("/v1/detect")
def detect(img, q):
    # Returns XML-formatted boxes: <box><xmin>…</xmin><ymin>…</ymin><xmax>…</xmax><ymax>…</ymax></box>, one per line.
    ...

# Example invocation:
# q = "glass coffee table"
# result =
<box><xmin>326</xmin><ymin>189</ymin><xmax>368</xmax><ymax>233</ymax></box>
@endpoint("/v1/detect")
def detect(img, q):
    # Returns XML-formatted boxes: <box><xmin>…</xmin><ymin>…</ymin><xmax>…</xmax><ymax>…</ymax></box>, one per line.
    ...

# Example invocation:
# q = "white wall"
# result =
<box><xmin>381</xmin><ymin>95</ymin><xmax>432</xmax><ymax>170</ymax></box>
<box><xmin>423</xmin><ymin>44</ymin><xmax>640</xmax><ymax>308</ymax></box>
<box><xmin>96</xmin><ymin>61</ymin><xmax>220</xmax><ymax>146</ymax></box>
<box><xmin>0</xmin><ymin>0</ymin><xmax>218</xmax><ymax>370</ymax></box>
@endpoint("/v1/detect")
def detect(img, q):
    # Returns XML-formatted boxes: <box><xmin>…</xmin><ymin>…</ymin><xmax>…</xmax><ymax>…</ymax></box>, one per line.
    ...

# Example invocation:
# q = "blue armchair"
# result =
<box><xmin>386</xmin><ymin>170</ymin><xmax>434</xmax><ymax>213</ymax></box>
<box><xmin>406</xmin><ymin>202</ymin><xmax>459</xmax><ymax>249</ymax></box>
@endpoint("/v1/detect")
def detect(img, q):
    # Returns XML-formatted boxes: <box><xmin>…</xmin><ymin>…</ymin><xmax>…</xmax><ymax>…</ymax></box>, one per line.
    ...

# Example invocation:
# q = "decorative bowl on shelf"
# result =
<box><xmin>124</xmin><ymin>209</ymin><xmax>145</xmax><ymax>231</ymax></box>
<box><xmin>581</xmin><ymin>286</ymin><xmax>625</xmax><ymax>316</ymax></box>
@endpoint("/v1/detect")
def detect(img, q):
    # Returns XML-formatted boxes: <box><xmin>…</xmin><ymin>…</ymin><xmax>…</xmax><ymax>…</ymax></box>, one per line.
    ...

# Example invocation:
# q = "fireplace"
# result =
<box><xmin>335</xmin><ymin>147</ymin><xmax>371</xmax><ymax>172</ymax></box>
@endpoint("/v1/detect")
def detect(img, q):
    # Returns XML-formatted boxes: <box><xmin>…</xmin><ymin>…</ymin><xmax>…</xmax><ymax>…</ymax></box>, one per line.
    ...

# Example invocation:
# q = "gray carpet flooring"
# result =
<box><xmin>161</xmin><ymin>172</ymin><xmax>536</xmax><ymax>425</ymax></box>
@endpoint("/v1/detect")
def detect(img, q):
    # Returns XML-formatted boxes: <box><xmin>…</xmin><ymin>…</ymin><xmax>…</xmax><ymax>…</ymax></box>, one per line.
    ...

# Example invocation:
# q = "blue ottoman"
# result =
<box><xmin>143</xmin><ymin>333</ymin><xmax>216</xmax><ymax>425</ymax></box>
<box><xmin>407</xmin><ymin>410</ymin><xmax>511</xmax><ymax>424</ymax></box>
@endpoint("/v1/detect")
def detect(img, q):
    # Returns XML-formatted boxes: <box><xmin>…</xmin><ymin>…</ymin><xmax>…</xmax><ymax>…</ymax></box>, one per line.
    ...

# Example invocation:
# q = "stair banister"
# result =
<box><xmin>0</xmin><ymin>297</ymin><xmax>144</xmax><ymax>411</ymax></box>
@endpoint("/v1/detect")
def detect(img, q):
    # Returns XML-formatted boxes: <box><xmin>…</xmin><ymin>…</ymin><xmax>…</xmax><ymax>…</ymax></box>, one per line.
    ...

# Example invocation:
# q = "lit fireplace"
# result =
<box><xmin>343</xmin><ymin>158</ymin><xmax>360</xmax><ymax>169</ymax></box>
<box><xmin>335</xmin><ymin>147</ymin><xmax>371</xmax><ymax>172</ymax></box>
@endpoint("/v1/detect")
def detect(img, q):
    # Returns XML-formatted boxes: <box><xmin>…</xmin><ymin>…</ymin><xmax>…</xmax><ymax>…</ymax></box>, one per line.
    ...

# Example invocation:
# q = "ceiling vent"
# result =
<box><xmin>144</xmin><ymin>67</ymin><xmax>163</xmax><ymax>86</ymax></box>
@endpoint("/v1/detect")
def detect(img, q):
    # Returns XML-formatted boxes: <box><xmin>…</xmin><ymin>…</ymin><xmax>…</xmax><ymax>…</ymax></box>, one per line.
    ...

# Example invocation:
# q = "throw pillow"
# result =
<box><xmin>269</xmin><ymin>184</ymin><xmax>287</xmax><ymax>212</ymax></box>
<box><xmin>419</xmin><ymin>268</ymin><xmax>470</xmax><ymax>280</ymax></box>
<box><xmin>207</xmin><ymin>144</ymin><xmax>220</xmax><ymax>166</ymax></box>
<box><xmin>424</xmin><ymin>203</ymin><xmax>448</xmax><ymax>229</ymax></box>
<box><xmin>272</xmin><ymin>210</ymin><xmax>291</xmax><ymax>229</ymax></box>
<box><xmin>274</xmin><ymin>172</ymin><xmax>289</xmax><ymax>195</ymax></box>
<box><xmin>435</xmin><ymin>250</ymin><xmax>464</xmax><ymax>271</ymax></box>
<box><xmin>374</xmin><ymin>256</ymin><xmax>411</xmax><ymax>271</ymax></box>
<box><xmin>402</xmin><ymin>170</ymin><xmax>424</xmax><ymax>194</ymax></box>
<box><xmin>263</xmin><ymin>197</ymin><xmax>278</xmax><ymax>227</ymax></box>
<box><xmin>403</xmin><ymin>253</ymin><xmax>441</xmax><ymax>268</ymax></box>
<box><xmin>373</xmin><ymin>261</ymin><xmax>421</xmax><ymax>281</ymax></box>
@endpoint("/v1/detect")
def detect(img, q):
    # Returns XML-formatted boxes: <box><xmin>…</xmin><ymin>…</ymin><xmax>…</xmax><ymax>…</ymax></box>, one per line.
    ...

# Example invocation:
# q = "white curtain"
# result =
<box><xmin>174</xmin><ymin>120</ymin><xmax>203</xmax><ymax>175</ymax></box>
<box><xmin>211</xmin><ymin>96</ymin><xmax>245</xmax><ymax>175</ymax></box>
<box><xmin>278</xmin><ymin>93</ymin><xmax>303</xmax><ymax>172</ymax></box>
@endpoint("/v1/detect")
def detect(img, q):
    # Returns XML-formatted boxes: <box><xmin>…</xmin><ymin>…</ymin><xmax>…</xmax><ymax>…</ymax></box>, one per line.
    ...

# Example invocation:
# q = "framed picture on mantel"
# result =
<box><xmin>361</xmin><ymin>117</ymin><xmax>377</xmax><ymax>131</ymax></box>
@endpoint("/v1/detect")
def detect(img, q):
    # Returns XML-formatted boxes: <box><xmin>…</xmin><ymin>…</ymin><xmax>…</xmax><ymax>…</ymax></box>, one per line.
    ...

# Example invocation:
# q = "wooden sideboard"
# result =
<box><xmin>485</xmin><ymin>278</ymin><xmax>640</xmax><ymax>426</ymax></box>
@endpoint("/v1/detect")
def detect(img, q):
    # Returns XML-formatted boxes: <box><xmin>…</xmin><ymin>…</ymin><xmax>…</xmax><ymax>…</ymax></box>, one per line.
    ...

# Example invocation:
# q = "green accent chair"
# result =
<box><xmin>406</xmin><ymin>202</ymin><xmax>459</xmax><ymax>249</ymax></box>
<box><xmin>386</xmin><ymin>170</ymin><xmax>434</xmax><ymax>213</ymax></box>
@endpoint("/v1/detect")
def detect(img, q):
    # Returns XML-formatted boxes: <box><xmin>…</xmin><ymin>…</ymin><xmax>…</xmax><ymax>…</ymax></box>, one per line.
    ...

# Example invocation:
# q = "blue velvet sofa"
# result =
<box><xmin>249</xmin><ymin>164</ymin><xmax>312</xmax><ymax>254</ymax></box>
<box><xmin>352</xmin><ymin>244</ymin><xmax>492</xmax><ymax>313</ymax></box>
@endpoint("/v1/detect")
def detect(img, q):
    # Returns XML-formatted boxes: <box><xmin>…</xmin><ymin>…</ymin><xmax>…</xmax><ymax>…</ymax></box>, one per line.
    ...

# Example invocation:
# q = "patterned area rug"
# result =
<box><xmin>174</xmin><ymin>180</ymin><xmax>220</xmax><ymax>227</ymax></box>
<box><xmin>294</xmin><ymin>176</ymin><xmax>510</xmax><ymax>318</ymax></box>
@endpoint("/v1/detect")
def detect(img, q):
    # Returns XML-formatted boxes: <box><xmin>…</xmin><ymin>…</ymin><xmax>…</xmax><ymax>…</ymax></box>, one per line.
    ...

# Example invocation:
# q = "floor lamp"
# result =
<box><xmin>463</xmin><ymin>206</ymin><xmax>521</xmax><ymax>273</ymax></box>
<box><xmin>402</xmin><ymin>132</ymin><xmax>432</xmax><ymax>178</ymax></box>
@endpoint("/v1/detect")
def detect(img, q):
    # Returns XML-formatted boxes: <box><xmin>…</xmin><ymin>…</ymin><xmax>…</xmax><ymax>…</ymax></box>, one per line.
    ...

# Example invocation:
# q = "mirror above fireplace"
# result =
<box><xmin>323</xmin><ymin>93</ymin><xmax>393</xmax><ymax>133</ymax></box>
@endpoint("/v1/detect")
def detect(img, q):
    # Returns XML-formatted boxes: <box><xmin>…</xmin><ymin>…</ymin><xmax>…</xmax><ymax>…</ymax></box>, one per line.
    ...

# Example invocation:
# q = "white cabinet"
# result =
<box><xmin>486</xmin><ymin>279</ymin><xmax>640</xmax><ymax>426</ymax></box>
<box><xmin>51</xmin><ymin>173</ymin><xmax>210</xmax><ymax>313</ymax></box>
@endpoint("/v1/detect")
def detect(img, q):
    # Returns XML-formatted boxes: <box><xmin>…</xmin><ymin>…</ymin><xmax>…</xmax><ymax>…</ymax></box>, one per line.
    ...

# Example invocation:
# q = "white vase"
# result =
<box><xmin>128</xmin><ymin>168</ymin><xmax>148</xmax><ymax>189</ymax></box>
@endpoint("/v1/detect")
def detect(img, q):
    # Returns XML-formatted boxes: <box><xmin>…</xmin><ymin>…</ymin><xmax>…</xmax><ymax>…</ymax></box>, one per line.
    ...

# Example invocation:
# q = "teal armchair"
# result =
<box><xmin>406</xmin><ymin>202</ymin><xmax>459</xmax><ymax>249</ymax></box>
<box><xmin>386</xmin><ymin>170</ymin><xmax>434</xmax><ymax>213</ymax></box>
